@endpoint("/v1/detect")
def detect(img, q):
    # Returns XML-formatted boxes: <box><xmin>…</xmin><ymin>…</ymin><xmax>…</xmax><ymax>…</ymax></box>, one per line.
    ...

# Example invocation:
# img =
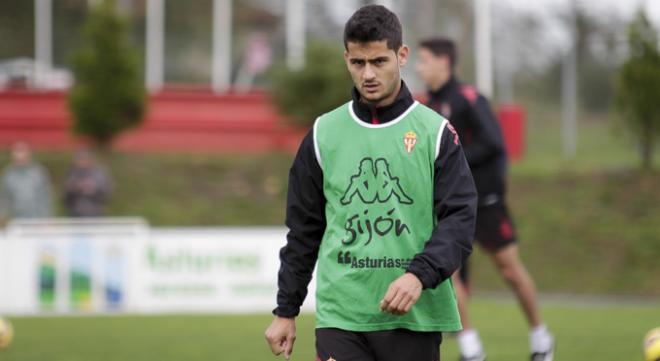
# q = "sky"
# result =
<box><xmin>491</xmin><ymin>0</ymin><xmax>660</xmax><ymax>57</ymax></box>
<box><xmin>322</xmin><ymin>0</ymin><xmax>657</xmax><ymax>91</ymax></box>
<box><xmin>500</xmin><ymin>0</ymin><xmax>660</xmax><ymax>25</ymax></box>
<box><xmin>326</xmin><ymin>0</ymin><xmax>660</xmax><ymax>28</ymax></box>
<box><xmin>324</xmin><ymin>0</ymin><xmax>660</xmax><ymax>59</ymax></box>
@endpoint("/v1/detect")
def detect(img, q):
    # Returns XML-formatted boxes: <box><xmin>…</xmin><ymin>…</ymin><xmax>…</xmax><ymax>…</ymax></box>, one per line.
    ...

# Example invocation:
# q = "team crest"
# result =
<box><xmin>403</xmin><ymin>131</ymin><xmax>417</xmax><ymax>154</ymax></box>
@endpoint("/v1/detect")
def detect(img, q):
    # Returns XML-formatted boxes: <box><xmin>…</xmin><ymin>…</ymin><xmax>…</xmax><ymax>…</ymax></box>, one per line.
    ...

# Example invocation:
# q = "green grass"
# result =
<box><xmin>2</xmin><ymin>298</ymin><xmax>659</xmax><ymax>361</ymax></box>
<box><xmin>0</xmin><ymin>151</ymin><xmax>294</xmax><ymax>226</ymax></box>
<box><xmin>513</xmin><ymin>102</ymin><xmax>660</xmax><ymax>175</ymax></box>
<box><xmin>472</xmin><ymin>170</ymin><xmax>660</xmax><ymax>296</ymax></box>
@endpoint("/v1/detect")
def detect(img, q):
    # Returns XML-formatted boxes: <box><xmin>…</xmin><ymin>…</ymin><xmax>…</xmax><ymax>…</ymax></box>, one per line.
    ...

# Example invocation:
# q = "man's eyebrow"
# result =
<box><xmin>369</xmin><ymin>57</ymin><xmax>389</xmax><ymax>62</ymax></box>
<box><xmin>348</xmin><ymin>56</ymin><xmax>389</xmax><ymax>62</ymax></box>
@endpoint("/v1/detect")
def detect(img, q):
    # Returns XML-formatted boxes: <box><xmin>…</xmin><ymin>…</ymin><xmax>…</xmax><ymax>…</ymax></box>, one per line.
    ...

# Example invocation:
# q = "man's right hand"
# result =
<box><xmin>265</xmin><ymin>316</ymin><xmax>296</xmax><ymax>360</ymax></box>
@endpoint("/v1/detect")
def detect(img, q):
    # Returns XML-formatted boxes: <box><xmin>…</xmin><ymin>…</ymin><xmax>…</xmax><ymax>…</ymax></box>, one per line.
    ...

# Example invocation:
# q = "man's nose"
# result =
<box><xmin>363</xmin><ymin>64</ymin><xmax>376</xmax><ymax>81</ymax></box>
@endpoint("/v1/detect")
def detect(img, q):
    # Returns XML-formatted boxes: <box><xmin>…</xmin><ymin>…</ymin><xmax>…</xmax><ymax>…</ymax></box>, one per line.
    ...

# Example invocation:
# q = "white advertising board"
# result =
<box><xmin>0</xmin><ymin>220</ymin><xmax>316</xmax><ymax>315</ymax></box>
<box><xmin>0</xmin><ymin>218</ymin><xmax>147</xmax><ymax>315</ymax></box>
<box><xmin>137</xmin><ymin>228</ymin><xmax>315</xmax><ymax>313</ymax></box>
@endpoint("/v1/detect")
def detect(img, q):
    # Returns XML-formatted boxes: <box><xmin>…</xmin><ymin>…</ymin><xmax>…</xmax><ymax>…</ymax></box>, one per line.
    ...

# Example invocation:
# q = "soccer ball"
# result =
<box><xmin>0</xmin><ymin>317</ymin><xmax>13</xmax><ymax>349</ymax></box>
<box><xmin>645</xmin><ymin>327</ymin><xmax>660</xmax><ymax>361</ymax></box>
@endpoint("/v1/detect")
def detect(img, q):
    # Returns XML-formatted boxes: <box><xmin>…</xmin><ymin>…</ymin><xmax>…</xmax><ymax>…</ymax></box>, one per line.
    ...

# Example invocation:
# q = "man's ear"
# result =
<box><xmin>397</xmin><ymin>45</ymin><xmax>409</xmax><ymax>67</ymax></box>
<box><xmin>343</xmin><ymin>50</ymin><xmax>350</xmax><ymax>65</ymax></box>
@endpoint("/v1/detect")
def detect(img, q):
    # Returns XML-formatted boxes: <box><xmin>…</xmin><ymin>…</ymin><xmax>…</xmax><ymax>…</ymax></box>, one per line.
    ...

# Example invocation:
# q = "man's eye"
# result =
<box><xmin>351</xmin><ymin>60</ymin><xmax>364</xmax><ymax>66</ymax></box>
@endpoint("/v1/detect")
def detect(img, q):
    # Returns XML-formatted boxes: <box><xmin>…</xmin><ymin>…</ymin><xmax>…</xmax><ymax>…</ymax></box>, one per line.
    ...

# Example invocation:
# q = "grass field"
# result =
<box><xmin>2</xmin><ymin>297</ymin><xmax>659</xmax><ymax>361</ymax></box>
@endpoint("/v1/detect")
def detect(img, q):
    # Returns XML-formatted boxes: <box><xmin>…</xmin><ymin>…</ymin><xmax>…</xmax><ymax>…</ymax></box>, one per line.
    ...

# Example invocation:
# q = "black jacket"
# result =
<box><xmin>274</xmin><ymin>82</ymin><xmax>477</xmax><ymax>317</ymax></box>
<box><xmin>427</xmin><ymin>77</ymin><xmax>507</xmax><ymax>200</ymax></box>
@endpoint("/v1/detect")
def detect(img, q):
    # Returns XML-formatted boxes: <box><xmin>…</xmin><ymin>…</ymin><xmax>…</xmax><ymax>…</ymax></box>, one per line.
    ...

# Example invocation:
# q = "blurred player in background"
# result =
<box><xmin>266</xmin><ymin>5</ymin><xmax>477</xmax><ymax>361</ymax></box>
<box><xmin>415</xmin><ymin>38</ymin><xmax>555</xmax><ymax>361</ymax></box>
<box><xmin>0</xmin><ymin>141</ymin><xmax>53</xmax><ymax>223</ymax></box>
<box><xmin>63</xmin><ymin>149</ymin><xmax>112</xmax><ymax>217</ymax></box>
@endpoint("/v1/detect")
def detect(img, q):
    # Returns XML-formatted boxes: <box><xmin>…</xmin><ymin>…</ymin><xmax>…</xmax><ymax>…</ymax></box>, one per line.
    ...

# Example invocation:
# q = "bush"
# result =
<box><xmin>68</xmin><ymin>0</ymin><xmax>146</xmax><ymax>148</ymax></box>
<box><xmin>269</xmin><ymin>42</ymin><xmax>353</xmax><ymax>127</ymax></box>
<box><xmin>615</xmin><ymin>10</ymin><xmax>660</xmax><ymax>170</ymax></box>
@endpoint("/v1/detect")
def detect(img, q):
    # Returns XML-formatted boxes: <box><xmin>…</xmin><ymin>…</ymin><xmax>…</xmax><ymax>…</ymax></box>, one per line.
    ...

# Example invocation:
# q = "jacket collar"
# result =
<box><xmin>427</xmin><ymin>75</ymin><xmax>459</xmax><ymax>101</ymax></box>
<box><xmin>350</xmin><ymin>81</ymin><xmax>414</xmax><ymax>125</ymax></box>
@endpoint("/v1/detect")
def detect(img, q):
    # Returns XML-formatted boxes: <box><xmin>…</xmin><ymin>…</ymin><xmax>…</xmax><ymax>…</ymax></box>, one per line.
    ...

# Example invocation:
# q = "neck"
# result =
<box><xmin>350</xmin><ymin>81</ymin><xmax>413</xmax><ymax>125</ymax></box>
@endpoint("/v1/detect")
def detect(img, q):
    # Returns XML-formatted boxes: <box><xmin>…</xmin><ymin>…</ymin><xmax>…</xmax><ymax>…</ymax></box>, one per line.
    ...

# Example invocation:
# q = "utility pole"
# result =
<box><xmin>562</xmin><ymin>10</ymin><xmax>578</xmax><ymax>158</ymax></box>
<box><xmin>212</xmin><ymin>0</ymin><xmax>232</xmax><ymax>93</ymax></box>
<box><xmin>34</xmin><ymin>0</ymin><xmax>53</xmax><ymax>88</ymax></box>
<box><xmin>474</xmin><ymin>0</ymin><xmax>493</xmax><ymax>98</ymax></box>
<box><xmin>145</xmin><ymin>0</ymin><xmax>164</xmax><ymax>91</ymax></box>
<box><xmin>286</xmin><ymin>0</ymin><xmax>305</xmax><ymax>70</ymax></box>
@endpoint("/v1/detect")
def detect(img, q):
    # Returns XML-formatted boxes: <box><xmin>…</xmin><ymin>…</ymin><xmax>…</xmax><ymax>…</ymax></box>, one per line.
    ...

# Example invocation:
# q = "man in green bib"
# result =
<box><xmin>265</xmin><ymin>5</ymin><xmax>477</xmax><ymax>361</ymax></box>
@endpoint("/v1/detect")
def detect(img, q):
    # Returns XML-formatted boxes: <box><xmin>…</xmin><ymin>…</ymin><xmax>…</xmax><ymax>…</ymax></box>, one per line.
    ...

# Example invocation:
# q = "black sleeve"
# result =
<box><xmin>406</xmin><ymin>125</ymin><xmax>477</xmax><ymax>289</ymax></box>
<box><xmin>273</xmin><ymin>129</ymin><xmax>326</xmax><ymax>317</ymax></box>
<box><xmin>463</xmin><ymin>95</ymin><xmax>505</xmax><ymax>167</ymax></box>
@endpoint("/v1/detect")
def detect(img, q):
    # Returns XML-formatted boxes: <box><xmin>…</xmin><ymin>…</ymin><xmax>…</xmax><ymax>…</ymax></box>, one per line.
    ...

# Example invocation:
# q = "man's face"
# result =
<box><xmin>344</xmin><ymin>40</ymin><xmax>408</xmax><ymax>106</ymax></box>
<box><xmin>415</xmin><ymin>48</ymin><xmax>450</xmax><ymax>89</ymax></box>
<box><xmin>75</xmin><ymin>153</ymin><xmax>93</xmax><ymax>169</ymax></box>
<box><xmin>10</xmin><ymin>143</ymin><xmax>31</xmax><ymax>166</ymax></box>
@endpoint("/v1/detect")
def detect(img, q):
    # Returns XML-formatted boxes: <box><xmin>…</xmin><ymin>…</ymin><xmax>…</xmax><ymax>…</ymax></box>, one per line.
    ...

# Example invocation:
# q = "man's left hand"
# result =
<box><xmin>379</xmin><ymin>273</ymin><xmax>422</xmax><ymax>315</ymax></box>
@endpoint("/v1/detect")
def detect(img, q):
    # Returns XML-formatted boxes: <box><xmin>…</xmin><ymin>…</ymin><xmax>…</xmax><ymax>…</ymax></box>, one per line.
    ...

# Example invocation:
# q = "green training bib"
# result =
<box><xmin>313</xmin><ymin>100</ymin><xmax>462</xmax><ymax>332</ymax></box>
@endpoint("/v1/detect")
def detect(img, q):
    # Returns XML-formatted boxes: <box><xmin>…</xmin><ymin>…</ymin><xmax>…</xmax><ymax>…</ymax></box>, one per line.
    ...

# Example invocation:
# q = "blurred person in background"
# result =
<box><xmin>0</xmin><ymin>141</ymin><xmax>53</xmax><ymax>223</ymax></box>
<box><xmin>266</xmin><ymin>5</ymin><xmax>477</xmax><ymax>361</ymax></box>
<box><xmin>63</xmin><ymin>149</ymin><xmax>112</xmax><ymax>217</ymax></box>
<box><xmin>415</xmin><ymin>38</ymin><xmax>555</xmax><ymax>361</ymax></box>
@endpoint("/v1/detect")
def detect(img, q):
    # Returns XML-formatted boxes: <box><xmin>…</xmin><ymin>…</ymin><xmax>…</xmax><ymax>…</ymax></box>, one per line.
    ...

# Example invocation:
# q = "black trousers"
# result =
<box><xmin>316</xmin><ymin>328</ymin><xmax>442</xmax><ymax>361</ymax></box>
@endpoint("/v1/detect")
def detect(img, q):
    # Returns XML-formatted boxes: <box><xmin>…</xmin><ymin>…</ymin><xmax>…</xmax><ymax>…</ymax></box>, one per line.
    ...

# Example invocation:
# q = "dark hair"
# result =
<box><xmin>419</xmin><ymin>38</ymin><xmax>457</xmax><ymax>68</ymax></box>
<box><xmin>343</xmin><ymin>5</ymin><xmax>402</xmax><ymax>51</ymax></box>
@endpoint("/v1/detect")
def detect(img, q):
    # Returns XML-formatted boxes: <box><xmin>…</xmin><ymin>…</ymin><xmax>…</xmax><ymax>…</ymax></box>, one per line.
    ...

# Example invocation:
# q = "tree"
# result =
<box><xmin>69</xmin><ymin>0</ymin><xmax>145</xmax><ymax>148</ymax></box>
<box><xmin>616</xmin><ymin>10</ymin><xmax>660</xmax><ymax>170</ymax></box>
<box><xmin>269</xmin><ymin>42</ymin><xmax>353</xmax><ymax>127</ymax></box>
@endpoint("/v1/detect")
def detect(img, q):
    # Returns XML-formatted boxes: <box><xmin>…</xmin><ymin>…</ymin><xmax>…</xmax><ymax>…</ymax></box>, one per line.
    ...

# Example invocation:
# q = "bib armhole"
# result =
<box><xmin>435</xmin><ymin>119</ymin><xmax>449</xmax><ymax>160</ymax></box>
<box><xmin>313</xmin><ymin>116</ymin><xmax>323</xmax><ymax>170</ymax></box>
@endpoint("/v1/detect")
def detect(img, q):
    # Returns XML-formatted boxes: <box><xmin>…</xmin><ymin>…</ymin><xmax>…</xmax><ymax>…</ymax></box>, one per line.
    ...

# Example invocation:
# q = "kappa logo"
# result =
<box><xmin>340</xmin><ymin>158</ymin><xmax>413</xmax><ymax>245</ymax></box>
<box><xmin>340</xmin><ymin>157</ymin><xmax>413</xmax><ymax>206</ymax></box>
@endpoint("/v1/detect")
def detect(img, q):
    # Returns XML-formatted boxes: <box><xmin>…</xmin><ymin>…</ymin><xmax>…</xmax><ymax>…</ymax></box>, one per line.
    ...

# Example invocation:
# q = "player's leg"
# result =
<box><xmin>491</xmin><ymin>244</ymin><xmax>541</xmax><ymax>327</ymax></box>
<box><xmin>453</xmin><ymin>271</ymin><xmax>486</xmax><ymax>361</ymax></box>
<box><xmin>454</xmin><ymin>207</ymin><xmax>489</xmax><ymax>361</ymax></box>
<box><xmin>366</xmin><ymin>328</ymin><xmax>442</xmax><ymax>361</ymax></box>
<box><xmin>490</xmin><ymin>244</ymin><xmax>554</xmax><ymax>360</ymax></box>
<box><xmin>316</xmin><ymin>328</ymin><xmax>375</xmax><ymax>361</ymax></box>
<box><xmin>482</xmin><ymin>202</ymin><xmax>554</xmax><ymax>361</ymax></box>
<box><xmin>458</xmin><ymin>258</ymin><xmax>471</xmax><ymax>294</ymax></box>
<box><xmin>476</xmin><ymin>201</ymin><xmax>537</xmax><ymax>323</ymax></box>
<box><xmin>452</xmin><ymin>272</ymin><xmax>473</xmax><ymax>330</ymax></box>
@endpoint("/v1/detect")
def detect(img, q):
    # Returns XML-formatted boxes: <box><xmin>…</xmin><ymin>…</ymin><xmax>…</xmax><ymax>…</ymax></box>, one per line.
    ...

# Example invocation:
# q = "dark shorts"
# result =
<box><xmin>474</xmin><ymin>200</ymin><xmax>518</xmax><ymax>253</ymax></box>
<box><xmin>316</xmin><ymin>328</ymin><xmax>442</xmax><ymax>361</ymax></box>
<box><xmin>457</xmin><ymin>200</ymin><xmax>517</xmax><ymax>286</ymax></box>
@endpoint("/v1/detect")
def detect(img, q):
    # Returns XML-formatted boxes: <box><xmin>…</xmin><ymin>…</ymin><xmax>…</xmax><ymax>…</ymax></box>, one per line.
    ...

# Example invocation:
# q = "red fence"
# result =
<box><xmin>0</xmin><ymin>90</ymin><xmax>306</xmax><ymax>153</ymax></box>
<box><xmin>0</xmin><ymin>91</ymin><xmax>525</xmax><ymax>159</ymax></box>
